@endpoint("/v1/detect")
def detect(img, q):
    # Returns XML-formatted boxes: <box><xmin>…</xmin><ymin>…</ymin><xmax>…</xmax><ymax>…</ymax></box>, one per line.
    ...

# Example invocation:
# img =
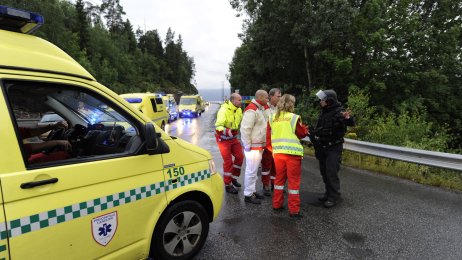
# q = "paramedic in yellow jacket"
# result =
<box><xmin>215</xmin><ymin>93</ymin><xmax>244</xmax><ymax>194</ymax></box>
<box><xmin>268</xmin><ymin>94</ymin><xmax>309</xmax><ymax>218</ymax></box>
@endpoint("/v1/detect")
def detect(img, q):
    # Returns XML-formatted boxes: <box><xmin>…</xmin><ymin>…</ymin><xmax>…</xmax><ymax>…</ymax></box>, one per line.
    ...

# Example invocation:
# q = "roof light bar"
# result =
<box><xmin>0</xmin><ymin>6</ymin><xmax>44</xmax><ymax>34</ymax></box>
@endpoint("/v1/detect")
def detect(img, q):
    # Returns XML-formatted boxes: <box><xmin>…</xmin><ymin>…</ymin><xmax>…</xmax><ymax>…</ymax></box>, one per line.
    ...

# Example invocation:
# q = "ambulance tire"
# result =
<box><xmin>150</xmin><ymin>200</ymin><xmax>209</xmax><ymax>260</ymax></box>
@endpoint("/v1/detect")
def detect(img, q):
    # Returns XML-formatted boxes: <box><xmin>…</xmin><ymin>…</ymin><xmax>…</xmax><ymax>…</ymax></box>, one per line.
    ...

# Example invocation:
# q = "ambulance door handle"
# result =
<box><xmin>171</xmin><ymin>179</ymin><xmax>178</xmax><ymax>184</ymax></box>
<box><xmin>21</xmin><ymin>178</ymin><xmax>59</xmax><ymax>189</ymax></box>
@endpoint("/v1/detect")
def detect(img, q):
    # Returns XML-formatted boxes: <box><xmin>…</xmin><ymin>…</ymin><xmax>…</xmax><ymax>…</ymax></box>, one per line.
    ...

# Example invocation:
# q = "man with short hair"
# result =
<box><xmin>261</xmin><ymin>88</ymin><xmax>281</xmax><ymax>195</ymax></box>
<box><xmin>240</xmin><ymin>89</ymin><xmax>270</xmax><ymax>204</ymax></box>
<box><xmin>215</xmin><ymin>93</ymin><xmax>244</xmax><ymax>194</ymax></box>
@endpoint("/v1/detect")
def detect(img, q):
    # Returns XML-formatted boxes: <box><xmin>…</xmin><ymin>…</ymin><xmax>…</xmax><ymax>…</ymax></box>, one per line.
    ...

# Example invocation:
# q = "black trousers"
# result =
<box><xmin>316</xmin><ymin>145</ymin><xmax>342</xmax><ymax>201</ymax></box>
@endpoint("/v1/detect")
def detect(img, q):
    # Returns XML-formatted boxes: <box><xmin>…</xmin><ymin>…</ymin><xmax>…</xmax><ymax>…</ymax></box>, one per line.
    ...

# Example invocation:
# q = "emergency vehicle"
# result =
<box><xmin>162</xmin><ymin>94</ymin><xmax>179</xmax><ymax>123</ymax></box>
<box><xmin>120</xmin><ymin>92</ymin><xmax>169</xmax><ymax>131</ymax></box>
<box><xmin>0</xmin><ymin>6</ymin><xmax>223</xmax><ymax>259</ymax></box>
<box><xmin>178</xmin><ymin>95</ymin><xmax>205</xmax><ymax>118</ymax></box>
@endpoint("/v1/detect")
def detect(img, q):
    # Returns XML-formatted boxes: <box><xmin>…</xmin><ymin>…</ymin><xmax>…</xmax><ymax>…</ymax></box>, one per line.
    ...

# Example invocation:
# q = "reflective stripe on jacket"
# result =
<box><xmin>269</xmin><ymin>112</ymin><xmax>304</xmax><ymax>156</ymax></box>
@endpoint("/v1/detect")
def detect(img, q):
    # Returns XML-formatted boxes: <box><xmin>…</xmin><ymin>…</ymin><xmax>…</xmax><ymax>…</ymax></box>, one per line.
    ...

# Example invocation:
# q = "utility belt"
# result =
<box><xmin>313</xmin><ymin>136</ymin><xmax>343</xmax><ymax>149</ymax></box>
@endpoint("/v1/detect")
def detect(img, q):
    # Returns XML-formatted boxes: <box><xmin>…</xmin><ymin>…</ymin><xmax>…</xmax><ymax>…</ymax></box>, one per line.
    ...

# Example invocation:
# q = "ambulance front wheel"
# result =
<box><xmin>150</xmin><ymin>200</ymin><xmax>210</xmax><ymax>260</ymax></box>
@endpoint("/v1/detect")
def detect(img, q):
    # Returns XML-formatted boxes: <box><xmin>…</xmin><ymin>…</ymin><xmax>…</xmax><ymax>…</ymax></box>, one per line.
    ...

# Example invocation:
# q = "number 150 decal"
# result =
<box><xmin>167</xmin><ymin>167</ymin><xmax>185</xmax><ymax>178</ymax></box>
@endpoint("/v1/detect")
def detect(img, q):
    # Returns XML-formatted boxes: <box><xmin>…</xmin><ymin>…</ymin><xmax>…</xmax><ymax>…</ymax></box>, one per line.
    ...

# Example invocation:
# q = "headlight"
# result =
<box><xmin>208</xmin><ymin>159</ymin><xmax>217</xmax><ymax>175</ymax></box>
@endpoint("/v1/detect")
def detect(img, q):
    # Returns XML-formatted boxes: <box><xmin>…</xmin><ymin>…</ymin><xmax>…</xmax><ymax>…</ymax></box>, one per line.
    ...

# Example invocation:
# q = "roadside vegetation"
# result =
<box><xmin>228</xmin><ymin>0</ymin><xmax>462</xmax><ymax>190</ymax></box>
<box><xmin>301</xmin><ymin>87</ymin><xmax>462</xmax><ymax>192</ymax></box>
<box><xmin>305</xmin><ymin>145</ymin><xmax>462</xmax><ymax>192</ymax></box>
<box><xmin>4</xmin><ymin>0</ymin><xmax>197</xmax><ymax>95</ymax></box>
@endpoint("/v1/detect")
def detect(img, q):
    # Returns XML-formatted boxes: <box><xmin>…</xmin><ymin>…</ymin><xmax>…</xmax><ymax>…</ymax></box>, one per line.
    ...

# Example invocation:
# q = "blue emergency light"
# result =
<box><xmin>0</xmin><ymin>6</ymin><xmax>44</xmax><ymax>34</ymax></box>
<box><xmin>124</xmin><ymin>97</ymin><xmax>143</xmax><ymax>103</ymax></box>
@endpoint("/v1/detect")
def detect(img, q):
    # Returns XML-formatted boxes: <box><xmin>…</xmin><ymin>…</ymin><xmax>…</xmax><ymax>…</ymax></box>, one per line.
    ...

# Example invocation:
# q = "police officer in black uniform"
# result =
<box><xmin>311</xmin><ymin>89</ymin><xmax>355</xmax><ymax>208</ymax></box>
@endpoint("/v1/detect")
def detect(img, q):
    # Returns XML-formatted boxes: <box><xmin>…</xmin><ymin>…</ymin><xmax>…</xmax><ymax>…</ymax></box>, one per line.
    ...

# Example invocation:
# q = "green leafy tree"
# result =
<box><xmin>229</xmin><ymin>0</ymin><xmax>462</xmax><ymax>150</ymax></box>
<box><xmin>100</xmin><ymin>0</ymin><xmax>125</xmax><ymax>34</ymax></box>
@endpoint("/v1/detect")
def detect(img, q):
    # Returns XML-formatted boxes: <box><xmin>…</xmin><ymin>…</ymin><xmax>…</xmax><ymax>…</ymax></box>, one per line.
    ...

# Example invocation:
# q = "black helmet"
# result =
<box><xmin>316</xmin><ymin>89</ymin><xmax>338</xmax><ymax>102</ymax></box>
<box><xmin>323</xmin><ymin>89</ymin><xmax>338</xmax><ymax>102</ymax></box>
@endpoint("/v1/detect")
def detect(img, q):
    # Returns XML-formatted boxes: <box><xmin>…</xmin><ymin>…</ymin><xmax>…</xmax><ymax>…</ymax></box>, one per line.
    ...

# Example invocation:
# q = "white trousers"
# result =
<box><xmin>244</xmin><ymin>149</ymin><xmax>263</xmax><ymax>196</ymax></box>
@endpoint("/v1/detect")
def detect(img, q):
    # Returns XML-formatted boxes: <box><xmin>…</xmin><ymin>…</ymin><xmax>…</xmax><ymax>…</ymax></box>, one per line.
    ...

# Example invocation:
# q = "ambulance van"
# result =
<box><xmin>162</xmin><ymin>94</ymin><xmax>179</xmax><ymax>123</ymax></box>
<box><xmin>0</xmin><ymin>6</ymin><xmax>223</xmax><ymax>260</ymax></box>
<box><xmin>178</xmin><ymin>95</ymin><xmax>205</xmax><ymax>118</ymax></box>
<box><xmin>120</xmin><ymin>92</ymin><xmax>169</xmax><ymax>130</ymax></box>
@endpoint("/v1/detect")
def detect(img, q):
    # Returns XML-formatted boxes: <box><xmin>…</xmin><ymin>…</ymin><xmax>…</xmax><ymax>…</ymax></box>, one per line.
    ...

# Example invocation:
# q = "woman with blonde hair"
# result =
<box><xmin>267</xmin><ymin>94</ymin><xmax>308</xmax><ymax>218</ymax></box>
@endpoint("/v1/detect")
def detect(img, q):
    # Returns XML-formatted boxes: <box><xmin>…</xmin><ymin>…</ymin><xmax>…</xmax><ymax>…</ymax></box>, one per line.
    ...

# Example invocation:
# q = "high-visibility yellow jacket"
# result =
<box><xmin>269</xmin><ymin>111</ymin><xmax>304</xmax><ymax>156</ymax></box>
<box><xmin>215</xmin><ymin>101</ymin><xmax>243</xmax><ymax>140</ymax></box>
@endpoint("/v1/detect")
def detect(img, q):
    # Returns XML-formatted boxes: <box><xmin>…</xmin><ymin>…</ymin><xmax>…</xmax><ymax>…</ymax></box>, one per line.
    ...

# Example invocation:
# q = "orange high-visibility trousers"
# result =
<box><xmin>261</xmin><ymin>149</ymin><xmax>276</xmax><ymax>186</ymax></box>
<box><xmin>216</xmin><ymin>138</ymin><xmax>244</xmax><ymax>185</ymax></box>
<box><xmin>273</xmin><ymin>153</ymin><xmax>302</xmax><ymax>214</ymax></box>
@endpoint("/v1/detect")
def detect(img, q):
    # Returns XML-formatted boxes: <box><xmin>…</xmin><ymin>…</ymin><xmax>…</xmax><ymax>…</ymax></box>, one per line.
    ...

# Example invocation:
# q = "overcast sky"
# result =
<box><xmin>118</xmin><ymin>0</ymin><xmax>243</xmax><ymax>91</ymax></box>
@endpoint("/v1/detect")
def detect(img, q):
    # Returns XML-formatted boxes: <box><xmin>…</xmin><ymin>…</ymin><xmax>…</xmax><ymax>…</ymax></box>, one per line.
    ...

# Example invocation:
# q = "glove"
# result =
<box><xmin>224</xmin><ymin>128</ymin><xmax>235</xmax><ymax>137</ymax></box>
<box><xmin>244</xmin><ymin>146</ymin><xmax>251</xmax><ymax>152</ymax></box>
<box><xmin>303</xmin><ymin>124</ymin><xmax>309</xmax><ymax>136</ymax></box>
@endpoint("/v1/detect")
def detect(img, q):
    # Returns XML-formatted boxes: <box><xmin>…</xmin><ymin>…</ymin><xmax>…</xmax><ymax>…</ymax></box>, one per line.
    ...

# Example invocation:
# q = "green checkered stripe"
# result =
<box><xmin>0</xmin><ymin>223</ymin><xmax>6</xmax><ymax>241</ymax></box>
<box><xmin>166</xmin><ymin>170</ymin><xmax>211</xmax><ymax>190</ymax></box>
<box><xmin>1</xmin><ymin>169</ymin><xmax>210</xmax><ymax>240</ymax></box>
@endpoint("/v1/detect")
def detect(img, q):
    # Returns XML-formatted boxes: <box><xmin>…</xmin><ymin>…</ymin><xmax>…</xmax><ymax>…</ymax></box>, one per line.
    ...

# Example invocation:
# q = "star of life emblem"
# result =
<box><xmin>92</xmin><ymin>211</ymin><xmax>118</xmax><ymax>246</ymax></box>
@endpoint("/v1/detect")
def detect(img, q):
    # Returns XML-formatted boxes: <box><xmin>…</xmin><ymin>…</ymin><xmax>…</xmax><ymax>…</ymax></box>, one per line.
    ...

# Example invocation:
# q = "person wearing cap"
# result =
<box><xmin>268</xmin><ymin>94</ymin><xmax>309</xmax><ymax>218</ymax></box>
<box><xmin>311</xmin><ymin>89</ymin><xmax>355</xmax><ymax>208</ymax></box>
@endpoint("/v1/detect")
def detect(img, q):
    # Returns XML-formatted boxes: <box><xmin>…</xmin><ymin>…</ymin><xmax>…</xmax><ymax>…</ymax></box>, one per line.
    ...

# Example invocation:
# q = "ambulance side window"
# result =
<box><xmin>4</xmin><ymin>80</ymin><xmax>142</xmax><ymax>168</ymax></box>
<box><xmin>150</xmin><ymin>98</ymin><xmax>158</xmax><ymax>112</ymax></box>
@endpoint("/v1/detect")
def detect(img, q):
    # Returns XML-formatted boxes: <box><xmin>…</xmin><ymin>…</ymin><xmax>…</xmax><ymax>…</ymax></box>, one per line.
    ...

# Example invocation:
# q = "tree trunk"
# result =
<box><xmin>304</xmin><ymin>45</ymin><xmax>312</xmax><ymax>93</ymax></box>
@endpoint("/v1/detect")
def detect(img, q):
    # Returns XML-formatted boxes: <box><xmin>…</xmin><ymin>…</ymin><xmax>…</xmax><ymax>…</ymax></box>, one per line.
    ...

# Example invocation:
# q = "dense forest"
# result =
<box><xmin>229</xmin><ymin>0</ymin><xmax>462</xmax><ymax>152</ymax></box>
<box><xmin>4</xmin><ymin>0</ymin><xmax>197</xmax><ymax>95</ymax></box>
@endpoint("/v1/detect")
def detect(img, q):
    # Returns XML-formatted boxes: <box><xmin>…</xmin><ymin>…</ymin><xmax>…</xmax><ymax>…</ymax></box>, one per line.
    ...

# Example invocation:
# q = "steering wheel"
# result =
<box><xmin>63</xmin><ymin>124</ymin><xmax>85</xmax><ymax>140</ymax></box>
<box><xmin>46</xmin><ymin>127</ymin><xmax>66</xmax><ymax>141</ymax></box>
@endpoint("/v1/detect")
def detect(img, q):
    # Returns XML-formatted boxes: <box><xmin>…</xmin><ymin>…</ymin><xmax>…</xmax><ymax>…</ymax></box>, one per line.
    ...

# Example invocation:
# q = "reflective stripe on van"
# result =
<box><xmin>0</xmin><ymin>169</ymin><xmax>211</xmax><ymax>240</ymax></box>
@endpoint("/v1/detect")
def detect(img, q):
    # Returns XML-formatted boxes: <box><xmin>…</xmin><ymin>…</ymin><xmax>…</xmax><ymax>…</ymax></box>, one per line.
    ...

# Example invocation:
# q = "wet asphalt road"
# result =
<box><xmin>166</xmin><ymin>104</ymin><xmax>462</xmax><ymax>260</ymax></box>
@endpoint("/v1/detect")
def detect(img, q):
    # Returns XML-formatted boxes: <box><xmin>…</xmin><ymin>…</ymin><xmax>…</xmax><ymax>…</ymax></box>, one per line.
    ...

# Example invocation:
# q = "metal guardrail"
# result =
<box><xmin>301</xmin><ymin>137</ymin><xmax>462</xmax><ymax>171</ymax></box>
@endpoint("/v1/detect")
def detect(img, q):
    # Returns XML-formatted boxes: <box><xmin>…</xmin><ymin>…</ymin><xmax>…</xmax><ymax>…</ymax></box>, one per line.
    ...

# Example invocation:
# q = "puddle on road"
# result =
<box><xmin>343</xmin><ymin>232</ymin><xmax>366</xmax><ymax>246</ymax></box>
<box><xmin>343</xmin><ymin>232</ymin><xmax>374</xmax><ymax>259</ymax></box>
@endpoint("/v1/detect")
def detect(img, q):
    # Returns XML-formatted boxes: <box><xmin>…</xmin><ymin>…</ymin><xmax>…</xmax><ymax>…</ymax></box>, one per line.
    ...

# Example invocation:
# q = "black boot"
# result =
<box><xmin>318</xmin><ymin>194</ymin><xmax>328</xmax><ymax>202</ymax></box>
<box><xmin>232</xmin><ymin>179</ymin><xmax>241</xmax><ymax>188</ymax></box>
<box><xmin>253</xmin><ymin>192</ymin><xmax>264</xmax><ymax>199</ymax></box>
<box><xmin>225</xmin><ymin>185</ymin><xmax>238</xmax><ymax>194</ymax></box>
<box><xmin>244</xmin><ymin>194</ymin><xmax>261</xmax><ymax>204</ymax></box>
<box><xmin>324</xmin><ymin>199</ymin><xmax>340</xmax><ymax>208</ymax></box>
<box><xmin>289</xmin><ymin>213</ymin><xmax>303</xmax><ymax>219</ymax></box>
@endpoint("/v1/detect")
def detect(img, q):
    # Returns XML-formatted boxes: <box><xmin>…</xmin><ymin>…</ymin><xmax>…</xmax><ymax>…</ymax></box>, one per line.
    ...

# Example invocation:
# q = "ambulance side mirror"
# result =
<box><xmin>145</xmin><ymin>123</ymin><xmax>170</xmax><ymax>155</ymax></box>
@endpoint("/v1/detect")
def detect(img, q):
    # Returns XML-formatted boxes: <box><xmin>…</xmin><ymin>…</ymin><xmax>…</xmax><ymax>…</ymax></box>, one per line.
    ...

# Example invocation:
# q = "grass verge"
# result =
<box><xmin>304</xmin><ymin>146</ymin><xmax>462</xmax><ymax>192</ymax></box>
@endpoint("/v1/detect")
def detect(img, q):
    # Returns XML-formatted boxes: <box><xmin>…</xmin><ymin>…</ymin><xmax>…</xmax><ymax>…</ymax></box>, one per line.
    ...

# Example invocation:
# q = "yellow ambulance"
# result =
<box><xmin>162</xmin><ymin>94</ymin><xmax>179</xmax><ymax>122</ymax></box>
<box><xmin>178</xmin><ymin>95</ymin><xmax>206</xmax><ymax>118</ymax></box>
<box><xmin>0</xmin><ymin>6</ymin><xmax>223</xmax><ymax>260</ymax></box>
<box><xmin>120</xmin><ymin>92</ymin><xmax>169</xmax><ymax>131</ymax></box>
